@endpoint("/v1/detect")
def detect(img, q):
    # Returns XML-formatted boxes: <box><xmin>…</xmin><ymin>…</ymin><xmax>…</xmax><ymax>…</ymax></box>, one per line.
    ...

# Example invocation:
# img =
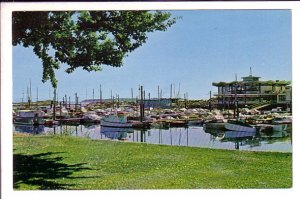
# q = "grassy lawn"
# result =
<box><xmin>13</xmin><ymin>134</ymin><xmax>292</xmax><ymax>190</ymax></box>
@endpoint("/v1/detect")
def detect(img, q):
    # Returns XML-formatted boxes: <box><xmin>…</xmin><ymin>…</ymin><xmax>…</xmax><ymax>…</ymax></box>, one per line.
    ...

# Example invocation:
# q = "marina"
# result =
<box><xmin>13</xmin><ymin>76</ymin><xmax>293</xmax><ymax>153</ymax></box>
<box><xmin>13</xmin><ymin>123</ymin><xmax>292</xmax><ymax>152</ymax></box>
<box><xmin>13</xmin><ymin>83</ymin><xmax>292</xmax><ymax>153</ymax></box>
<box><xmin>8</xmin><ymin>9</ymin><xmax>294</xmax><ymax>191</ymax></box>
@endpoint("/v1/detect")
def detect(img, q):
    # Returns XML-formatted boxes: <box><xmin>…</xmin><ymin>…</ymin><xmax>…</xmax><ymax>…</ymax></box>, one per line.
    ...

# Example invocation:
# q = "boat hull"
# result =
<box><xmin>187</xmin><ymin>120</ymin><xmax>204</xmax><ymax>126</ymax></box>
<box><xmin>100</xmin><ymin>120</ymin><xmax>133</xmax><ymax>128</ymax></box>
<box><xmin>203</xmin><ymin>122</ymin><xmax>226</xmax><ymax>130</ymax></box>
<box><xmin>14</xmin><ymin>117</ymin><xmax>45</xmax><ymax>125</ymax></box>
<box><xmin>225</xmin><ymin>123</ymin><xmax>256</xmax><ymax>133</ymax></box>
<box><xmin>256</xmin><ymin>124</ymin><xmax>287</xmax><ymax>132</ymax></box>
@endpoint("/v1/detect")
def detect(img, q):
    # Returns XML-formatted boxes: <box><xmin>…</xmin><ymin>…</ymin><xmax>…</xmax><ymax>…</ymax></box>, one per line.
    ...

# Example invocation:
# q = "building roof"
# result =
<box><xmin>241</xmin><ymin>75</ymin><xmax>261</xmax><ymax>82</ymax></box>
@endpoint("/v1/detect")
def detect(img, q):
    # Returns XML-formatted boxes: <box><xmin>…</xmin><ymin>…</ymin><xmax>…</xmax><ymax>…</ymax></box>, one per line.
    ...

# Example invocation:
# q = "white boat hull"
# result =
<box><xmin>225</xmin><ymin>123</ymin><xmax>256</xmax><ymax>133</ymax></box>
<box><xmin>100</xmin><ymin>120</ymin><xmax>132</xmax><ymax>128</ymax></box>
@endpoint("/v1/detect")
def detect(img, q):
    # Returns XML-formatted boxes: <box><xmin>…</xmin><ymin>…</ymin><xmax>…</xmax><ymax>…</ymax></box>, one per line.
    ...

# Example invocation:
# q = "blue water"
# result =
<box><xmin>13</xmin><ymin>124</ymin><xmax>292</xmax><ymax>152</ymax></box>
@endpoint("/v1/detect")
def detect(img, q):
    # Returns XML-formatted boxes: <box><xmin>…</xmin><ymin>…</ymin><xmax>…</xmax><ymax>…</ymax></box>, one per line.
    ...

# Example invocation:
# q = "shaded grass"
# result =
<box><xmin>13</xmin><ymin>135</ymin><xmax>292</xmax><ymax>190</ymax></box>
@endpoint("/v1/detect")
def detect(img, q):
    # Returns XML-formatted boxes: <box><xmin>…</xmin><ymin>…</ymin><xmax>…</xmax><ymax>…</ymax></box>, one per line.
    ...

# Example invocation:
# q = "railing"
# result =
<box><xmin>214</xmin><ymin>91</ymin><xmax>286</xmax><ymax>96</ymax></box>
<box><xmin>215</xmin><ymin>99</ymin><xmax>272</xmax><ymax>105</ymax></box>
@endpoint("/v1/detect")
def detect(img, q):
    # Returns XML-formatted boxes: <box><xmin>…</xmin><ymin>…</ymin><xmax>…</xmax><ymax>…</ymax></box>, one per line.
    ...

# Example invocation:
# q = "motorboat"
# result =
<box><xmin>14</xmin><ymin>110</ymin><xmax>45</xmax><ymax>125</ymax></box>
<box><xmin>225</xmin><ymin>120</ymin><xmax>256</xmax><ymax>133</ymax></box>
<box><xmin>100</xmin><ymin>115</ymin><xmax>133</xmax><ymax>128</ymax></box>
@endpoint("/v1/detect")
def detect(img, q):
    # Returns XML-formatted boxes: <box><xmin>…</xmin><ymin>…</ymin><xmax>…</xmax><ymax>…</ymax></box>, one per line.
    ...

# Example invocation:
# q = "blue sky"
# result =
<box><xmin>13</xmin><ymin>10</ymin><xmax>292</xmax><ymax>102</ymax></box>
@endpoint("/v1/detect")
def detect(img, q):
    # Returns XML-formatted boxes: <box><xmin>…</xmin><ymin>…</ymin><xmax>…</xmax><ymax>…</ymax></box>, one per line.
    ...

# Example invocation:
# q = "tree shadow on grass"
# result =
<box><xmin>13</xmin><ymin>152</ymin><xmax>92</xmax><ymax>190</ymax></box>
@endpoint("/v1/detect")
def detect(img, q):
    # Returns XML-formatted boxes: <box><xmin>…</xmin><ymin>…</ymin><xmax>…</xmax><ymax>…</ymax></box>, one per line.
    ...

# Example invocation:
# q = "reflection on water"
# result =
<box><xmin>100</xmin><ymin>127</ymin><xmax>133</xmax><ymax>140</ymax></box>
<box><xmin>13</xmin><ymin>124</ymin><xmax>292</xmax><ymax>152</ymax></box>
<box><xmin>14</xmin><ymin>125</ymin><xmax>45</xmax><ymax>134</ymax></box>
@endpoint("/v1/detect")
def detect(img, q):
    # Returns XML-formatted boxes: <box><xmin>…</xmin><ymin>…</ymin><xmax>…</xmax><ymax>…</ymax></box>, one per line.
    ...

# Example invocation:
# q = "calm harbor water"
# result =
<box><xmin>13</xmin><ymin>124</ymin><xmax>292</xmax><ymax>152</ymax></box>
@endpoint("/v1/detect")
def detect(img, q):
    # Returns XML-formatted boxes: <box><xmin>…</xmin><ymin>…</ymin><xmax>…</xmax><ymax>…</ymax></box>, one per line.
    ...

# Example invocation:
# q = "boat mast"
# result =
<box><xmin>234</xmin><ymin>73</ymin><xmax>238</xmax><ymax>119</ymax></box>
<box><xmin>22</xmin><ymin>89</ymin><xmax>24</xmax><ymax>104</ymax></box>
<box><xmin>93</xmin><ymin>88</ymin><xmax>95</xmax><ymax>101</ymax></box>
<box><xmin>36</xmin><ymin>87</ymin><xmax>38</xmax><ymax>108</ymax></box>
<box><xmin>100</xmin><ymin>84</ymin><xmax>102</xmax><ymax>103</ymax></box>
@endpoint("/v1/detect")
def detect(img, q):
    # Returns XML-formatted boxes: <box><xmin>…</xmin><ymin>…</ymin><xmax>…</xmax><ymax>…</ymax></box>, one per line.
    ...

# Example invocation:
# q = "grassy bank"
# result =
<box><xmin>13</xmin><ymin>135</ymin><xmax>292</xmax><ymax>190</ymax></box>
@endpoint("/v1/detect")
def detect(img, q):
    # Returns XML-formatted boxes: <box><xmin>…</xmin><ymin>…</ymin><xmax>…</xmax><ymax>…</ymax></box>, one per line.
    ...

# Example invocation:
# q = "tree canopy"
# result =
<box><xmin>13</xmin><ymin>11</ymin><xmax>177</xmax><ymax>88</ymax></box>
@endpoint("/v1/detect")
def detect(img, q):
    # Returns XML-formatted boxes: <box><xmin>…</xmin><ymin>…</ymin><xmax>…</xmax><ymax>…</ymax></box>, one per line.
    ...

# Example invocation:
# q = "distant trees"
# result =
<box><xmin>13</xmin><ymin>11</ymin><xmax>176</xmax><ymax>88</ymax></box>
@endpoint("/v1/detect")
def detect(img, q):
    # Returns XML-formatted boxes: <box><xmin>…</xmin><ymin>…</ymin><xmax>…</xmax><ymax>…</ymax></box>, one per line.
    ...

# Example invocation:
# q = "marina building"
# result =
<box><xmin>212</xmin><ymin>69</ymin><xmax>292</xmax><ymax>109</ymax></box>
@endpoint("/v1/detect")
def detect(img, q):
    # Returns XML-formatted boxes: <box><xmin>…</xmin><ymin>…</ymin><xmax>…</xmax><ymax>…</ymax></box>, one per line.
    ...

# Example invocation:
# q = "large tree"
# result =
<box><xmin>12</xmin><ymin>11</ymin><xmax>176</xmax><ymax>88</ymax></box>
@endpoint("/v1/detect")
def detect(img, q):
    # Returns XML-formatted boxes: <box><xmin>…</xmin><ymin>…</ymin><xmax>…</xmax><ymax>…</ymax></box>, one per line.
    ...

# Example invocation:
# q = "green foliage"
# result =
<box><xmin>212</xmin><ymin>82</ymin><xmax>227</xmax><ymax>87</ymax></box>
<box><xmin>13</xmin><ymin>11</ymin><xmax>177</xmax><ymax>88</ymax></box>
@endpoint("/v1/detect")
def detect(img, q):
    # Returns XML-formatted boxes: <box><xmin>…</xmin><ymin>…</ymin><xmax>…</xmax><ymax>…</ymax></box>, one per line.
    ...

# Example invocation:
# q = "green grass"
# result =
<box><xmin>13</xmin><ymin>135</ymin><xmax>292</xmax><ymax>190</ymax></box>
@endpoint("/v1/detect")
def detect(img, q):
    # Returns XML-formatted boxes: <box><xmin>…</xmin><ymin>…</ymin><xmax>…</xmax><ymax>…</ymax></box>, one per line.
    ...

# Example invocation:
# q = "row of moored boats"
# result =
<box><xmin>13</xmin><ymin>108</ymin><xmax>292</xmax><ymax>135</ymax></box>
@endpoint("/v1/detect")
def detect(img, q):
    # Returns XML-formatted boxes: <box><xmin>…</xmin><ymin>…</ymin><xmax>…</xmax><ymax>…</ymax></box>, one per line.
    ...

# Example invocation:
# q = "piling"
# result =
<box><xmin>140</xmin><ymin>86</ymin><xmax>145</xmax><ymax>122</ymax></box>
<box><xmin>117</xmin><ymin>94</ymin><xmax>119</xmax><ymax>108</ymax></box>
<box><xmin>60</xmin><ymin>102</ymin><xmax>62</xmax><ymax>120</ymax></box>
<box><xmin>65</xmin><ymin>94</ymin><xmax>67</xmax><ymax>107</ymax></box>
<box><xmin>75</xmin><ymin>93</ymin><xmax>78</xmax><ymax>112</ymax></box>
<box><xmin>237</xmin><ymin>100</ymin><xmax>239</xmax><ymax>119</ymax></box>
<box><xmin>69</xmin><ymin>96</ymin><xmax>71</xmax><ymax>109</ymax></box>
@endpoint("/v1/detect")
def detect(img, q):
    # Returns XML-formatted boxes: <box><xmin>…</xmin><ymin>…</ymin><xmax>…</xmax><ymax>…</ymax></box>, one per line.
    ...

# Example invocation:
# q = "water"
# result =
<box><xmin>13</xmin><ymin>124</ymin><xmax>292</xmax><ymax>152</ymax></box>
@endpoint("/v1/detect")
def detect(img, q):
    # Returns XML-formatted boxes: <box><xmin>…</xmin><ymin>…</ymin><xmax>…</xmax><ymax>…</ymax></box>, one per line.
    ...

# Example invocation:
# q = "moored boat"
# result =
<box><xmin>130</xmin><ymin>121</ymin><xmax>151</xmax><ymax>129</ymax></box>
<box><xmin>225</xmin><ymin>120</ymin><xmax>256</xmax><ymax>133</ymax></box>
<box><xmin>256</xmin><ymin>123</ymin><xmax>287</xmax><ymax>132</ymax></box>
<box><xmin>272</xmin><ymin>116</ymin><xmax>292</xmax><ymax>124</ymax></box>
<box><xmin>150</xmin><ymin>121</ymin><xmax>170</xmax><ymax>129</ymax></box>
<box><xmin>44</xmin><ymin>119</ymin><xmax>59</xmax><ymax>126</ymax></box>
<box><xmin>187</xmin><ymin>118</ymin><xmax>204</xmax><ymax>126</ymax></box>
<box><xmin>14</xmin><ymin>124</ymin><xmax>45</xmax><ymax>134</ymax></box>
<box><xmin>168</xmin><ymin>119</ymin><xmax>188</xmax><ymax>127</ymax></box>
<box><xmin>82</xmin><ymin>112</ymin><xmax>101</xmax><ymax>124</ymax></box>
<box><xmin>100</xmin><ymin>115</ymin><xmax>133</xmax><ymax>128</ymax></box>
<box><xmin>203</xmin><ymin>119</ymin><xmax>226</xmax><ymax>130</ymax></box>
<box><xmin>259</xmin><ymin>130</ymin><xmax>288</xmax><ymax>138</ymax></box>
<box><xmin>253</xmin><ymin>118</ymin><xmax>288</xmax><ymax>132</ymax></box>
<box><xmin>14</xmin><ymin>110</ymin><xmax>45</xmax><ymax>125</ymax></box>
